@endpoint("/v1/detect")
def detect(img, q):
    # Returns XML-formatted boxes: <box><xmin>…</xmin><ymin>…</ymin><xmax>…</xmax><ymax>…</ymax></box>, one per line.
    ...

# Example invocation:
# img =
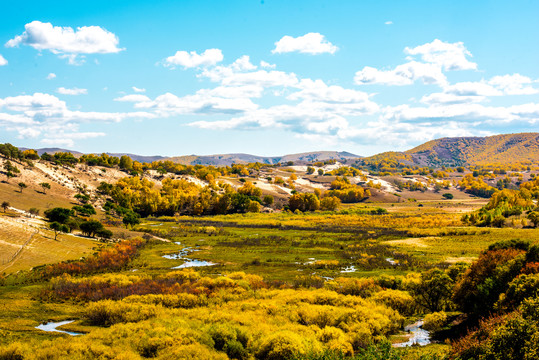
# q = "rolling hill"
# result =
<box><xmin>406</xmin><ymin>133</ymin><xmax>539</xmax><ymax>166</ymax></box>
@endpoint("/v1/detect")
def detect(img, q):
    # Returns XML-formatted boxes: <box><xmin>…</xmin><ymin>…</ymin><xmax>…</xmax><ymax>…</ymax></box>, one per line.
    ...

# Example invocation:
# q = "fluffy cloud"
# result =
<box><xmin>164</xmin><ymin>48</ymin><xmax>223</xmax><ymax>68</ymax></box>
<box><xmin>114</xmin><ymin>94</ymin><xmax>151</xmax><ymax>103</ymax></box>
<box><xmin>355</xmin><ymin>39</ymin><xmax>478</xmax><ymax>87</ymax></box>
<box><xmin>272</xmin><ymin>33</ymin><xmax>338</xmax><ymax>55</ymax></box>
<box><xmin>57</xmin><ymin>87</ymin><xmax>88</xmax><ymax>95</ymax></box>
<box><xmin>132</xmin><ymin>86</ymin><xmax>146</xmax><ymax>93</ymax></box>
<box><xmin>0</xmin><ymin>93</ymin><xmax>154</xmax><ymax>146</ymax></box>
<box><xmin>123</xmin><ymin>91</ymin><xmax>258</xmax><ymax>116</ymax></box>
<box><xmin>0</xmin><ymin>55</ymin><xmax>7</xmax><ymax>66</ymax></box>
<box><xmin>46</xmin><ymin>73</ymin><xmax>56</xmax><ymax>80</ymax></box>
<box><xmin>421</xmin><ymin>74</ymin><xmax>538</xmax><ymax>104</ymax></box>
<box><xmin>355</xmin><ymin>61</ymin><xmax>447</xmax><ymax>86</ymax></box>
<box><xmin>489</xmin><ymin>74</ymin><xmax>538</xmax><ymax>95</ymax></box>
<box><xmin>6</xmin><ymin>21</ymin><xmax>123</xmax><ymax>64</ymax></box>
<box><xmin>404</xmin><ymin>39</ymin><xmax>477</xmax><ymax>71</ymax></box>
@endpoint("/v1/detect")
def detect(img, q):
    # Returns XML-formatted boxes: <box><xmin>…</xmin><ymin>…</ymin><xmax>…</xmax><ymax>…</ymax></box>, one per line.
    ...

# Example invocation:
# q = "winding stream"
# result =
<box><xmin>393</xmin><ymin>320</ymin><xmax>431</xmax><ymax>347</ymax></box>
<box><xmin>163</xmin><ymin>242</ymin><xmax>217</xmax><ymax>269</ymax></box>
<box><xmin>35</xmin><ymin>320</ymin><xmax>82</xmax><ymax>336</ymax></box>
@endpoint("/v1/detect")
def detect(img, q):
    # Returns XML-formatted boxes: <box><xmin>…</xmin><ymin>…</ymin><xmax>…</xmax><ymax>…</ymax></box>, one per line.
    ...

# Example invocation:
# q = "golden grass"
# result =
<box><xmin>0</xmin><ymin>215</ymin><xmax>97</xmax><ymax>274</ymax></box>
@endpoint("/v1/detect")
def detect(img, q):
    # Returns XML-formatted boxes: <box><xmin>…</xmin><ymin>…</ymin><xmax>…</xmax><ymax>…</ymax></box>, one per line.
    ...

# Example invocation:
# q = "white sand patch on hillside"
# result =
<box><xmin>174</xmin><ymin>175</ymin><xmax>208</xmax><ymax>188</ymax></box>
<box><xmin>294</xmin><ymin>178</ymin><xmax>328</xmax><ymax>189</ymax></box>
<box><xmin>351</xmin><ymin>175</ymin><xmax>396</xmax><ymax>192</ymax></box>
<box><xmin>255</xmin><ymin>180</ymin><xmax>293</xmax><ymax>195</ymax></box>
<box><xmin>34</xmin><ymin>162</ymin><xmax>77</xmax><ymax>190</ymax></box>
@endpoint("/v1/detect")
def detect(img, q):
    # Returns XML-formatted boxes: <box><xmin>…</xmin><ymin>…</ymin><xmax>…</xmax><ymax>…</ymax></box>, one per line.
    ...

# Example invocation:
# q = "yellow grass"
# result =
<box><xmin>0</xmin><ymin>215</ymin><xmax>97</xmax><ymax>274</ymax></box>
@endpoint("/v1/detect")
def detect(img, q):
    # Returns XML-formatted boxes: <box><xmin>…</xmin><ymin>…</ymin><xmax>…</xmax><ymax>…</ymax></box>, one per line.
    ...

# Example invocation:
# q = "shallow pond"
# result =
<box><xmin>393</xmin><ymin>320</ymin><xmax>431</xmax><ymax>347</ymax></box>
<box><xmin>163</xmin><ymin>242</ymin><xmax>217</xmax><ymax>269</ymax></box>
<box><xmin>36</xmin><ymin>320</ymin><xmax>82</xmax><ymax>336</ymax></box>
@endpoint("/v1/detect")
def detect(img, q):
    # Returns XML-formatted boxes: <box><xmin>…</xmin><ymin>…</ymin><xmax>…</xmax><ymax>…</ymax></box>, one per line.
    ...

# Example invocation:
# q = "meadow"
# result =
<box><xmin>2</xmin><ymin>201</ymin><xmax>538</xmax><ymax>359</ymax></box>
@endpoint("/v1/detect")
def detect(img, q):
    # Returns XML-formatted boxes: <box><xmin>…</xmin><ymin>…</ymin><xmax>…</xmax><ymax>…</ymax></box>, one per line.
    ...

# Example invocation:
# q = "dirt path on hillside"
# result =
<box><xmin>0</xmin><ymin>229</ymin><xmax>39</xmax><ymax>272</ymax></box>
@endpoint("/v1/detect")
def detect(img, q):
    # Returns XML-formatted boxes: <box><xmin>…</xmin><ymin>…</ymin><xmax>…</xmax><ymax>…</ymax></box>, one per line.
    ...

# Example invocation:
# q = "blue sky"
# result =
<box><xmin>0</xmin><ymin>0</ymin><xmax>538</xmax><ymax>156</ymax></box>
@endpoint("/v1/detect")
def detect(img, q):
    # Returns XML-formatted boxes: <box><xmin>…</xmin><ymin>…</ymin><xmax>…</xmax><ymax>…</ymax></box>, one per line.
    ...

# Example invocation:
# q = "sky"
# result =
<box><xmin>0</xmin><ymin>0</ymin><xmax>538</xmax><ymax>157</ymax></box>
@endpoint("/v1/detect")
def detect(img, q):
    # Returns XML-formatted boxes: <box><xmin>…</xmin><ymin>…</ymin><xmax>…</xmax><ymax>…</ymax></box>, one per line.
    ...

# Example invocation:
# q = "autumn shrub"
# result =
<box><xmin>325</xmin><ymin>277</ymin><xmax>380</xmax><ymax>297</ymax></box>
<box><xmin>257</xmin><ymin>331</ymin><xmax>309</xmax><ymax>360</ymax></box>
<box><xmin>423</xmin><ymin>311</ymin><xmax>448</xmax><ymax>332</ymax></box>
<box><xmin>370</xmin><ymin>289</ymin><xmax>416</xmax><ymax>316</ymax></box>
<box><xmin>85</xmin><ymin>300</ymin><xmax>162</xmax><ymax>326</ymax></box>
<box><xmin>208</xmin><ymin>323</ymin><xmax>251</xmax><ymax>359</ymax></box>
<box><xmin>0</xmin><ymin>342</ymin><xmax>25</xmax><ymax>360</ymax></box>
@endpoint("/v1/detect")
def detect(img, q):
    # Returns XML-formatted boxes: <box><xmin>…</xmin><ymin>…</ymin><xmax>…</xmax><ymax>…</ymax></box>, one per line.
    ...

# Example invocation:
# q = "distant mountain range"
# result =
<box><xmin>24</xmin><ymin>132</ymin><xmax>538</xmax><ymax>166</ymax></box>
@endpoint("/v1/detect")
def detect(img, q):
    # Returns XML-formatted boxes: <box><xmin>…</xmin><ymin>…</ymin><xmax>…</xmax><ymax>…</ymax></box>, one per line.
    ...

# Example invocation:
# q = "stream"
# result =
<box><xmin>35</xmin><ymin>320</ymin><xmax>82</xmax><ymax>336</ymax></box>
<box><xmin>393</xmin><ymin>320</ymin><xmax>431</xmax><ymax>347</ymax></box>
<box><xmin>163</xmin><ymin>242</ymin><xmax>217</xmax><ymax>269</ymax></box>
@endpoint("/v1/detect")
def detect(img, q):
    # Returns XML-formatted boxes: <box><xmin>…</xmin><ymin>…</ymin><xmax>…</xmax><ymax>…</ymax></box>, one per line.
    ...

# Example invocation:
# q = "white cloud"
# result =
<box><xmin>354</xmin><ymin>61</ymin><xmax>447</xmax><ymax>86</ymax></box>
<box><xmin>272</xmin><ymin>33</ymin><xmax>338</xmax><ymax>55</ymax></box>
<box><xmin>289</xmin><ymin>79</ymin><xmax>374</xmax><ymax>105</ymax></box>
<box><xmin>114</xmin><ymin>94</ymin><xmax>151</xmax><ymax>102</ymax></box>
<box><xmin>46</xmin><ymin>73</ymin><xmax>56</xmax><ymax>80</ymax></box>
<box><xmin>0</xmin><ymin>93</ymin><xmax>155</xmax><ymax>146</ymax></box>
<box><xmin>385</xmin><ymin>21</ymin><xmax>393</xmax><ymax>25</ymax></box>
<box><xmin>57</xmin><ymin>87</ymin><xmax>88</xmax><ymax>95</ymax></box>
<box><xmin>164</xmin><ymin>48</ymin><xmax>223</xmax><ymax>68</ymax></box>
<box><xmin>6</xmin><ymin>21</ymin><xmax>123</xmax><ymax>64</ymax></box>
<box><xmin>404</xmin><ymin>39</ymin><xmax>477</xmax><ymax>71</ymax></box>
<box><xmin>260</xmin><ymin>61</ymin><xmax>276</xmax><ymax>69</ymax></box>
<box><xmin>126</xmin><ymin>91</ymin><xmax>259</xmax><ymax>116</ymax></box>
<box><xmin>0</xmin><ymin>55</ymin><xmax>7</xmax><ymax>66</ymax></box>
<box><xmin>132</xmin><ymin>86</ymin><xmax>146</xmax><ymax>93</ymax></box>
<box><xmin>489</xmin><ymin>74</ymin><xmax>539</xmax><ymax>95</ymax></box>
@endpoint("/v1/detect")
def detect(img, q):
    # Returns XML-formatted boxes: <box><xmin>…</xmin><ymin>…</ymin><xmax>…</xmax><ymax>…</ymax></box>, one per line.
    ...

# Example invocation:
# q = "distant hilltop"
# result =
<box><xmin>22</xmin><ymin>132</ymin><xmax>538</xmax><ymax>167</ymax></box>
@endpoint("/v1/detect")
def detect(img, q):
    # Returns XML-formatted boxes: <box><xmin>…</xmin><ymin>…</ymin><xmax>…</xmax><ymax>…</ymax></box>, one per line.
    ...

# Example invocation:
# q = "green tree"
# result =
<box><xmin>80</xmin><ymin>220</ymin><xmax>105</xmax><ymax>237</ymax></box>
<box><xmin>18</xmin><ymin>182</ymin><xmax>27</xmax><ymax>193</ymax></box>
<box><xmin>50</xmin><ymin>222</ymin><xmax>69</xmax><ymax>241</ymax></box>
<box><xmin>1</xmin><ymin>201</ymin><xmax>10</xmax><ymax>213</ymax></box>
<box><xmin>262</xmin><ymin>195</ymin><xmax>274</xmax><ymax>206</ymax></box>
<box><xmin>39</xmin><ymin>182</ymin><xmax>51</xmax><ymax>194</ymax></box>
<box><xmin>410</xmin><ymin>268</ymin><xmax>454</xmax><ymax>312</ymax></box>
<box><xmin>44</xmin><ymin>207</ymin><xmax>73</xmax><ymax>223</ymax></box>
<box><xmin>123</xmin><ymin>211</ymin><xmax>141</xmax><ymax>229</ymax></box>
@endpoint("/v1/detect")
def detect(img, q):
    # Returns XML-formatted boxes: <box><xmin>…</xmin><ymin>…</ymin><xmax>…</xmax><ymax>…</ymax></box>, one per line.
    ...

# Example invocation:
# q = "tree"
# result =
<box><xmin>529</xmin><ymin>212</ymin><xmax>539</xmax><ymax>228</ymax></box>
<box><xmin>72</xmin><ymin>204</ymin><xmax>96</xmax><ymax>217</ymax></box>
<box><xmin>74</xmin><ymin>193</ymin><xmax>90</xmax><ymax>204</ymax></box>
<box><xmin>410</xmin><ymin>268</ymin><xmax>454</xmax><ymax>312</ymax></box>
<box><xmin>1</xmin><ymin>201</ymin><xmax>10</xmax><ymax>213</ymax></box>
<box><xmin>123</xmin><ymin>211</ymin><xmax>141</xmax><ymax>229</ymax></box>
<box><xmin>320</xmin><ymin>196</ymin><xmax>341</xmax><ymax>211</ymax></box>
<box><xmin>80</xmin><ymin>220</ymin><xmax>105</xmax><ymax>237</ymax></box>
<box><xmin>50</xmin><ymin>222</ymin><xmax>69</xmax><ymax>241</ymax></box>
<box><xmin>18</xmin><ymin>182</ymin><xmax>27</xmax><ymax>193</ymax></box>
<box><xmin>318</xmin><ymin>169</ymin><xmax>324</xmax><ymax>176</ymax></box>
<box><xmin>3</xmin><ymin>160</ymin><xmax>19</xmax><ymax>181</ymax></box>
<box><xmin>44</xmin><ymin>207</ymin><xmax>72</xmax><ymax>223</ymax></box>
<box><xmin>39</xmin><ymin>182</ymin><xmax>51</xmax><ymax>194</ymax></box>
<box><xmin>119</xmin><ymin>155</ymin><xmax>133</xmax><ymax>171</ymax></box>
<box><xmin>288</xmin><ymin>193</ymin><xmax>320</xmax><ymax>212</ymax></box>
<box><xmin>247</xmin><ymin>200</ymin><xmax>261</xmax><ymax>213</ymax></box>
<box><xmin>442</xmin><ymin>193</ymin><xmax>454</xmax><ymax>199</ymax></box>
<box><xmin>262</xmin><ymin>195</ymin><xmax>274</xmax><ymax>206</ymax></box>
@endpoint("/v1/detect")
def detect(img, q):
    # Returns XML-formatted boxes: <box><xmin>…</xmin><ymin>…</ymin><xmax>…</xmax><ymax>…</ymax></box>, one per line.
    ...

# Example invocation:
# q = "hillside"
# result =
<box><xmin>405</xmin><ymin>133</ymin><xmax>539</xmax><ymax>166</ymax></box>
<box><xmin>165</xmin><ymin>151</ymin><xmax>361</xmax><ymax>166</ymax></box>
